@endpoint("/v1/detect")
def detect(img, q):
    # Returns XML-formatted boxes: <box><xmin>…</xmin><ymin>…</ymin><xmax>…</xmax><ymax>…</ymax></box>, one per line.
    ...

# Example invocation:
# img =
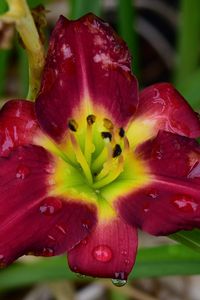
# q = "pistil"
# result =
<box><xmin>92</xmin><ymin>156</ymin><xmax>124</xmax><ymax>189</ymax></box>
<box><xmin>68</xmin><ymin>120</ymin><xmax>93</xmax><ymax>185</ymax></box>
<box><xmin>84</xmin><ymin>115</ymin><xmax>96</xmax><ymax>165</ymax></box>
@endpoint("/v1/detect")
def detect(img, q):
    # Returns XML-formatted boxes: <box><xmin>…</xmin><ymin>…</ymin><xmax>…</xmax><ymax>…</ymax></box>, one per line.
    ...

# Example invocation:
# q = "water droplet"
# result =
<box><xmin>48</xmin><ymin>235</ymin><xmax>55</xmax><ymax>241</ymax></box>
<box><xmin>16</xmin><ymin>165</ymin><xmax>30</xmax><ymax>179</ymax></box>
<box><xmin>152</xmin><ymin>145</ymin><xmax>163</xmax><ymax>160</ymax></box>
<box><xmin>39</xmin><ymin>197</ymin><xmax>62</xmax><ymax>216</ymax></box>
<box><xmin>76</xmin><ymin>273</ymin><xmax>86</xmax><ymax>279</ymax></box>
<box><xmin>0</xmin><ymin>254</ymin><xmax>4</xmax><ymax>261</ymax></box>
<box><xmin>42</xmin><ymin>247</ymin><xmax>54</xmax><ymax>257</ymax></box>
<box><xmin>81</xmin><ymin>239</ymin><xmax>87</xmax><ymax>245</ymax></box>
<box><xmin>121</xmin><ymin>250</ymin><xmax>127</xmax><ymax>256</ymax></box>
<box><xmin>112</xmin><ymin>272</ymin><xmax>127</xmax><ymax>287</ymax></box>
<box><xmin>143</xmin><ymin>202</ymin><xmax>150</xmax><ymax>213</ymax></box>
<box><xmin>56</xmin><ymin>224</ymin><xmax>67</xmax><ymax>234</ymax></box>
<box><xmin>172</xmin><ymin>195</ymin><xmax>198</xmax><ymax>213</ymax></box>
<box><xmin>82</xmin><ymin>219</ymin><xmax>92</xmax><ymax>230</ymax></box>
<box><xmin>93</xmin><ymin>245</ymin><xmax>112</xmax><ymax>262</ymax></box>
<box><xmin>45</xmin><ymin>165</ymin><xmax>55</xmax><ymax>174</ymax></box>
<box><xmin>48</xmin><ymin>178</ymin><xmax>56</xmax><ymax>185</ymax></box>
<box><xmin>124</xmin><ymin>259</ymin><xmax>130</xmax><ymax>266</ymax></box>
<box><xmin>72</xmin><ymin>265</ymin><xmax>78</xmax><ymax>272</ymax></box>
<box><xmin>147</xmin><ymin>188</ymin><xmax>158</xmax><ymax>199</ymax></box>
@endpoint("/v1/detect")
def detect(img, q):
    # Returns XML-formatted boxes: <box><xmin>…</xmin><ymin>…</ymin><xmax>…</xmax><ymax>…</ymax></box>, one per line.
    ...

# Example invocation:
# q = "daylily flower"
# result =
<box><xmin>1</xmin><ymin>13</ymin><xmax>200</xmax><ymax>282</ymax></box>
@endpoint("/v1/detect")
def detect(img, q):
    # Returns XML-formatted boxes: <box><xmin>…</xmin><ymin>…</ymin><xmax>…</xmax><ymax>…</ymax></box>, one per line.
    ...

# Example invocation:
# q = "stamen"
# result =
<box><xmin>95</xmin><ymin>159</ymin><xmax>114</xmax><ymax>181</ymax></box>
<box><xmin>87</xmin><ymin>114</ymin><xmax>96</xmax><ymax>125</ymax></box>
<box><xmin>124</xmin><ymin>136</ymin><xmax>130</xmax><ymax>153</ymax></box>
<box><xmin>93</xmin><ymin>156</ymin><xmax>124</xmax><ymax>189</ymax></box>
<box><xmin>113</xmin><ymin>144</ymin><xmax>122</xmax><ymax>158</ymax></box>
<box><xmin>101</xmin><ymin>131</ymin><xmax>112</xmax><ymax>141</ymax></box>
<box><xmin>85</xmin><ymin>115</ymin><xmax>96</xmax><ymax>165</ymax></box>
<box><xmin>119</xmin><ymin>127</ymin><xmax>125</xmax><ymax>138</ymax></box>
<box><xmin>91</xmin><ymin>147</ymin><xmax>108</xmax><ymax>172</ymax></box>
<box><xmin>69</xmin><ymin>133</ymin><xmax>93</xmax><ymax>184</ymax></box>
<box><xmin>103</xmin><ymin>118</ymin><xmax>114</xmax><ymax>130</ymax></box>
<box><xmin>68</xmin><ymin>119</ymin><xmax>78</xmax><ymax>132</ymax></box>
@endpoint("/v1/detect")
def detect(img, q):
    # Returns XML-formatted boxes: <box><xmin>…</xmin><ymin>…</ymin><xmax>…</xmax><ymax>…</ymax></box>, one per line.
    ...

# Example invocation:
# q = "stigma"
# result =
<box><xmin>67</xmin><ymin>115</ymin><xmax>129</xmax><ymax>189</ymax></box>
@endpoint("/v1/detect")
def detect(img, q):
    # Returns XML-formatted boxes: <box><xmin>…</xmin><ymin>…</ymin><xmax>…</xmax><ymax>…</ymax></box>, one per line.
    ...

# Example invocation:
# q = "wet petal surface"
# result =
<box><xmin>127</xmin><ymin>83</ymin><xmax>200</xmax><ymax>147</ymax></box>
<box><xmin>0</xmin><ymin>145</ymin><xmax>97</xmax><ymax>266</ymax></box>
<box><xmin>0</xmin><ymin>100</ymin><xmax>40</xmax><ymax>157</ymax></box>
<box><xmin>36</xmin><ymin>14</ymin><xmax>138</xmax><ymax>142</ymax></box>
<box><xmin>116</xmin><ymin>131</ymin><xmax>200</xmax><ymax>235</ymax></box>
<box><xmin>68</xmin><ymin>216</ymin><xmax>137</xmax><ymax>279</ymax></box>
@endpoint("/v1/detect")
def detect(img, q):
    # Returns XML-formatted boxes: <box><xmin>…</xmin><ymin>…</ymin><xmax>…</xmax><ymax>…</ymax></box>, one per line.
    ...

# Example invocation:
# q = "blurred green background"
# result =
<box><xmin>1</xmin><ymin>0</ymin><xmax>200</xmax><ymax>299</ymax></box>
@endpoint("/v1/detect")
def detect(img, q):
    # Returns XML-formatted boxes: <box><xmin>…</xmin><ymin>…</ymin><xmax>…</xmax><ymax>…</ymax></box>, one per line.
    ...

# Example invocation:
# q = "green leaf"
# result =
<box><xmin>117</xmin><ymin>0</ymin><xmax>139</xmax><ymax>76</ymax></box>
<box><xmin>1</xmin><ymin>244</ymin><xmax>200</xmax><ymax>291</ymax></box>
<box><xmin>0</xmin><ymin>50</ymin><xmax>10</xmax><ymax>97</ymax></box>
<box><xmin>0</xmin><ymin>0</ymin><xmax>8</xmax><ymax>14</ymax></box>
<box><xmin>174</xmin><ymin>0</ymin><xmax>200</xmax><ymax>86</ymax></box>
<box><xmin>170</xmin><ymin>229</ymin><xmax>200</xmax><ymax>251</ymax></box>
<box><xmin>176</xmin><ymin>68</ymin><xmax>200</xmax><ymax>109</ymax></box>
<box><xmin>110</xmin><ymin>291</ymin><xmax>128</xmax><ymax>300</ymax></box>
<box><xmin>70</xmin><ymin>0</ymin><xmax>101</xmax><ymax>19</ymax></box>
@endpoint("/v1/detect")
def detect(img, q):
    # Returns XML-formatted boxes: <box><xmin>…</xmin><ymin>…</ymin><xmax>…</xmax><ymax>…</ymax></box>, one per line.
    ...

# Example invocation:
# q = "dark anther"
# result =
<box><xmin>101</xmin><ymin>131</ymin><xmax>112</xmax><ymax>141</ymax></box>
<box><xmin>103</xmin><ymin>118</ymin><xmax>114</xmax><ymax>130</ymax></box>
<box><xmin>68</xmin><ymin>119</ymin><xmax>78</xmax><ymax>132</ymax></box>
<box><xmin>87</xmin><ymin>114</ymin><xmax>96</xmax><ymax>125</ymax></box>
<box><xmin>113</xmin><ymin>144</ymin><xmax>122</xmax><ymax>158</ymax></box>
<box><xmin>119</xmin><ymin>127</ymin><xmax>125</xmax><ymax>137</ymax></box>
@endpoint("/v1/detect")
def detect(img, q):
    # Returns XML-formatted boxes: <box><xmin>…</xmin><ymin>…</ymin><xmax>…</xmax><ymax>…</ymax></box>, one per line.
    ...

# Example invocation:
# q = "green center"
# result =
<box><xmin>66</xmin><ymin>114</ymin><xmax>127</xmax><ymax>190</ymax></box>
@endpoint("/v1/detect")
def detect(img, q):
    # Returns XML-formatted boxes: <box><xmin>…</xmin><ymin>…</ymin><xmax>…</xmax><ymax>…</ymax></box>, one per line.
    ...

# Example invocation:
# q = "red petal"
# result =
<box><xmin>36</xmin><ymin>14</ymin><xmax>138</xmax><ymax>141</ymax></box>
<box><xmin>0</xmin><ymin>100</ymin><xmax>40</xmax><ymax>157</ymax></box>
<box><xmin>0</xmin><ymin>145</ymin><xmax>97</xmax><ymax>266</ymax></box>
<box><xmin>116</xmin><ymin>131</ymin><xmax>200</xmax><ymax>235</ymax></box>
<box><xmin>68</xmin><ymin>217</ymin><xmax>137</xmax><ymax>279</ymax></box>
<box><xmin>127</xmin><ymin>83</ymin><xmax>200</xmax><ymax>147</ymax></box>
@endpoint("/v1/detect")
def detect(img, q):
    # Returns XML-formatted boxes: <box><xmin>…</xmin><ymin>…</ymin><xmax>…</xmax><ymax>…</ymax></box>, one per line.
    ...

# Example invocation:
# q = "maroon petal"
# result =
<box><xmin>36</xmin><ymin>14</ymin><xmax>138</xmax><ymax>142</ymax></box>
<box><xmin>68</xmin><ymin>217</ymin><xmax>137</xmax><ymax>279</ymax></box>
<box><xmin>0</xmin><ymin>145</ymin><xmax>97</xmax><ymax>267</ymax></box>
<box><xmin>127</xmin><ymin>83</ymin><xmax>200</xmax><ymax>147</ymax></box>
<box><xmin>116</xmin><ymin>131</ymin><xmax>200</xmax><ymax>236</ymax></box>
<box><xmin>0</xmin><ymin>100</ymin><xmax>40</xmax><ymax>157</ymax></box>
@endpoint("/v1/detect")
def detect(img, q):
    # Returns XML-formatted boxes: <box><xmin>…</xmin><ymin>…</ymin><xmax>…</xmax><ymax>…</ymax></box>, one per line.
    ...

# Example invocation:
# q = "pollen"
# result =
<box><xmin>101</xmin><ymin>131</ymin><xmax>112</xmax><ymax>141</ymax></box>
<box><xmin>103</xmin><ymin>118</ymin><xmax>114</xmax><ymax>130</ymax></box>
<box><xmin>113</xmin><ymin>144</ymin><xmax>122</xmax><ymax>158</ymax></box>
<box><xmin>68</xmin><ymin>119</ymin><xmax>78</xmax><ymax>132</ymax></box>
<box><xmin>63</xmin><ymin>113</ymin><xmax>129</xmax><ymax>190</ymax></box>
<box><xmin>87</xmin><ymin>114</ymin><xmax>96</xmax><ymax>125</ymax></box>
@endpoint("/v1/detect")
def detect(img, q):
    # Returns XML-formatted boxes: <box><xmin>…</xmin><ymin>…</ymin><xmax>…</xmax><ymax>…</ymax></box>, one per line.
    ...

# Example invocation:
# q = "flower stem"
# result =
<box><xmin>0</xmin><ymin>0</ymin><xmax>45</xmax><ymax>100</ymax></box>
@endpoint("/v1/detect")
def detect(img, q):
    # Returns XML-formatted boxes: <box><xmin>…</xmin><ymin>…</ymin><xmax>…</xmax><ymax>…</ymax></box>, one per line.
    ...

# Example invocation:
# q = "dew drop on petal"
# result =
<box><xmin>143</xmin><ymin>201</ymin><xmax>150</xmax><ymax>213</ymax></box>
<box><xmin>45</xmin><ymin>165</ymin><xmax>55</xmax><ymax>174</ymax></box>
<box><xmin>76</xmin><ymin>273</ymin><xmax>86</xmax><ymax>279</ymax></box>
<box><xmin>39</xmin><ymin>197</ymin><xmax>62</xmax><ymax>216</ymax></box>
<box><xmin>124</xmin><ymin>259</ymin><xmax>130</xmax><ymax>266</ymax></box>
<box><xmin>41</xmin><ymin>247</ymin><xmax>54</xmax><ymax>257</ymax></box>
<box><xmin>112</xmin><ymin>272</ymin><xmax>127</xmax><ymax>287</ymax></box>
<box><xmin>0</xmin><ymin>254</ymin><xmax>4</xmax><ymax>260</ymax></box>
<box><xmin>93</xmin><ymin>245</ymin><xmax>112</xmax><ymax>262</ymax></box>
<box><xmin>121</xmin><ymin>250</ymin><xmax>127</xmax><ymax>256</ymax></box>
<box><xmin>48</xmin><ymin>235</ymin><xmax>55</xmax><ymax>241</ymax></box>
<box><xmin>56</xmin><ymin>224</ymin><xmax>67</xmax><ymax>235</ymax></box>
<box><xmin>16</xmin><ymin>165</ymin><xmax>30</xmax><ymax>179</ymax></box>
<box><xmin>81</xmin><ymin>239</ymin><xmax>87</xmax><ymax>245</ymax></box>
<box><xmin>172</xmin><ymin>195</ymin><xmax>198</xmax><ymax>213</ymax></box>
<box><xmin>147</xmin><ymin>188</ymin><xmax>158</xmax><ymax>199</ymax></box>
<box><xmin>82</xmin><ymin>219</ymin><xmax>92</xmax><ymax>230</ymax></box>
